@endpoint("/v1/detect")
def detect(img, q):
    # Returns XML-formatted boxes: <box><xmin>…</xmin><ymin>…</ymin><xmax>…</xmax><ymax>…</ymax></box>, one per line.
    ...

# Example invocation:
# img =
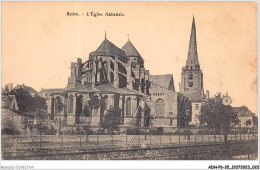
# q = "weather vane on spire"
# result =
<box><xmin>127</xmin><ymin>34</ymin><xmax>129</xmax><ymax>40</ymax></box>
<box><xmin>105</xmin><ymin>31</ymin><xmax>107</xmax><ymax>39</ymax></box>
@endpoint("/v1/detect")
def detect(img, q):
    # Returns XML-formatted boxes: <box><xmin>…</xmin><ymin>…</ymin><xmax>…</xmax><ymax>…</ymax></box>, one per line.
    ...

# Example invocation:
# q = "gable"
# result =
<box><xmin>150</xmin><ymin>74</ymin><xmax>175</xmax><ymax>91</ymax></box>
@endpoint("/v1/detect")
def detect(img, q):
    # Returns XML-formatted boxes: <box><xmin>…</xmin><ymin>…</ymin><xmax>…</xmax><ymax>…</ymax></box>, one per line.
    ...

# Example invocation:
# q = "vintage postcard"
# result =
<box><xmin>1</xmin><ymin>1</ymin><xmax>259</xmax><ymax>169</ymax></box>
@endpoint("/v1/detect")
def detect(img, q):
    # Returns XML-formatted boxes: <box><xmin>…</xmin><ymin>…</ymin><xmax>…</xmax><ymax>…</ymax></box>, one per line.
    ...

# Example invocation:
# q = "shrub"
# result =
<box><xmin>197</xmin><ymin>129</ymin><xmax>215</xmax><ymax>135</ymax></box>
<box><xmin>189</xmin><ymin>124</ymin><xmax>197</xmax><ymax>129</ymax></box>
<box><xmin>101</xmin><ymin>106</ymin><xmax>121</xmax><ymax>132</ymax></box>
<box><xmin>97</xmin><ymin>128</ymin><xmax>105</xmax><ymax>135</ymax></box>
<box><xmin>41</xmin><ymin>126</ymin><xmax>56</xmax><ymax>135</ymax></box>
<box><xmin>2</xmin><ymin>128</ymin><xmax>20</xmax><ymax>135</ymax></box>
<box><xmin>163</xmin><ymin>132</ymin><xmax>175</xmax><ymax>135</ymax></box>
<box><xmin>83</xmin><ymin>125</ymin><xmax>94</xmax><ymax>135</ymax></box>
<box><xmin>150</xmin><ymin>128</ymin><xmax>163</xmax><ymax>135</ymax></box>
<box><xmin>174</xmin><ymin>130</ymin><xmax>193</xmax><ymax>135</ymax></box>
<box><xmin>126</xmin><ymin>128</ymin><xmax>142</xmax><ymax>135</ymax></box>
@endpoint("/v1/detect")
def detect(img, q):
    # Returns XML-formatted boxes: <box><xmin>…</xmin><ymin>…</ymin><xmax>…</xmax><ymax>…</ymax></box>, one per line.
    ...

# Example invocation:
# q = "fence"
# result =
<box><xmin>1</xmin><ymin>128</ymin><xmax>258</xmax><ymax>158</ymax></box>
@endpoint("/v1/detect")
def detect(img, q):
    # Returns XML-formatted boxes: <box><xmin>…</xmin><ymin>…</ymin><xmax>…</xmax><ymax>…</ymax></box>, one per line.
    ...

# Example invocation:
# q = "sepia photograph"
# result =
<box><xmin>1</xmin><ymin>1</ymin><xmax>259</xmax><ymax>168</ymax></box>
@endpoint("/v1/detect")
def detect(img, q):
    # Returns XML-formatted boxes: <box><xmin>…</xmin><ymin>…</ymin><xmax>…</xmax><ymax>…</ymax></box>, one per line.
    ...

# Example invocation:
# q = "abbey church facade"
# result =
<box><xmin>39</xmin><ymin>36</ymin><xmax>152</xmax><ymax>131</ymax></box>
<box><xmin>39</xmin><ymin>16</ymin><xmax>207</xmax><ymax>131</ymax></box>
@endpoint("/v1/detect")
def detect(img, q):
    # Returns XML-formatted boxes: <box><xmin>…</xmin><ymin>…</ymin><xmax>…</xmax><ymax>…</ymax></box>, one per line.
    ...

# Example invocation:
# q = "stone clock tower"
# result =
<box><xmin>180</xmin><ymin>16</ymin><xmax>204</xmax><ymax>102</ymax></box>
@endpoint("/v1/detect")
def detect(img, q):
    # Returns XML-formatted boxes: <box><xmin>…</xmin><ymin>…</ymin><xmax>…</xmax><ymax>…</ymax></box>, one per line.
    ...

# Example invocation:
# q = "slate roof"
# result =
<box><xmin>65</xmin><ymin>83</ymin><xmax>145</xmax><ymax>96</ymax></box>
<box><xmin>38</xmin><ymin>88</ymin><xmax>65</xmax><ymax>94</ymax></box>
<box><xmin>92</xmin><ymin>38</ymin><xmax>128</xmax><ymax>60</ymax></box>
<box><xmin>149</xmin><ymin>74</ymin><xmax>175</xmax><ymax>91</ymax></box>
<box><xmin>65</xmin><ymin>84</ymin><xmax>99</xmax><ymax>93</ymax></box>
<box><xmin>10</xmin><ymin>84</ymin><xmax>38</xmax><ymax>94</ymax></box>
<box><xmin>121</xmin><ymin>40</ymin><xmax>142</xmax><ymax>59</ymax></box>
<box><xmin>233</xmin><ymin>106</ymin><xmax>256</xmax><ymax>117</ymax></box>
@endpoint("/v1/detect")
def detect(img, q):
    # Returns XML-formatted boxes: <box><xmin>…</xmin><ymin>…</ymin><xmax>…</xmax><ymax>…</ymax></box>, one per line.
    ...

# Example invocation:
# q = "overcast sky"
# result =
<box><xmin>2</xmin><ymin>2</ymin><xmax>258</xmax><ymax>113</ymax></box>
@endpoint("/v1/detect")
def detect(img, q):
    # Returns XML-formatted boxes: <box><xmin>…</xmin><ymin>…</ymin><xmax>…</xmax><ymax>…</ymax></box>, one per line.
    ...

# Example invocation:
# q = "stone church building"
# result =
<box><xmin>149</xmin><ymin>74</ymin><xmax>191</xmax><ymax>131</ymax></box>
<box><xmin>39</xmin><ymin>36</ymin><xmax>151</xmax><ymax>130</ymax></box>
<box><xmin>38</xmin><ymin>16</ymin><xmax>208</xmax><ymax>131</ymax></box>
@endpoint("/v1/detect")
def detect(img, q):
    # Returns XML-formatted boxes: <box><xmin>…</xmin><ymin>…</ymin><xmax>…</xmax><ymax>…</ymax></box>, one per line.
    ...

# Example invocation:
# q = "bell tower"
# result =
<box><xmin>180</xmin><ymin>16</ymin><xmax>204</xmax><ymax>101</ymax></box>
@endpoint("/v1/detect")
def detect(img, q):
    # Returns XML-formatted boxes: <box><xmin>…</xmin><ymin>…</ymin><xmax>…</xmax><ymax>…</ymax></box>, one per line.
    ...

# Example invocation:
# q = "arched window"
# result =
<box><xmin>155</xmin><ymin>98</ymin><xmax>165</xmax><ymax>117</ymax></box>
<box><xmin>97</xmin><ymin>71</ymin><xmax>101</xmax><ymax>82</ymax></box>
<box><xmin>55</xmin><ymin>96</ymin><xmax>62</xmax><ymax>114</ymax></box>
<box><xmin>76</xmin><ymin>95</ymin><xmax>83</xmax><ymax>124</ymax></box>
<box><xmin>68</xmin><ymin>95</ymin><xmax>73</xmax><ymax>114</ymax></box>
<box><xmin>81</xmin><ymin>74</ymin><xmax>87</xmax><ymax>84</ymax></box>
<box><xmin>103</xmin><ymin>95</ymin><xmax>108</xmax><ymax>110</ymax></box>
<box><xmin>77</xmin><ymin>95</ymin><xmax>83</xmax><ymax>114</ymax></box>
<box><xmin>103</xmin><ymin>61</ymin><xmax>108</xmax><ymax>80</ymax></box>
<box><xmin>111</xmin><ymin>72</ymin><xmax>114</xmax><ymax>82</ymax></box>
<box><xmin>126</xmin><ymin>98</ymin><xmax>131</xmax><ymax>117</ymax></box>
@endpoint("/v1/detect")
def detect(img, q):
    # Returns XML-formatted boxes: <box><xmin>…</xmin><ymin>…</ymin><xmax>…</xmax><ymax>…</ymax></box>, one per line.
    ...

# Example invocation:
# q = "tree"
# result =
<box><xmin>9</xmin><ymin>88</ymin><xmax>47</xmax><ymax>113</ymax></box>
<box><xmin>34</xmin><ymin>95</ymin><xmax>48</xmax><ymax>110</ymax></box>
<box><xmin>10</xmin><ymin>88</ymin><xmax>34</xmax><ymax>112</ymax></box>
<box><xmin>55</xmin><ymin>98</ymin><xmax>64</xmax><ymax>114</ymax></box>
<box><xmin>35</xmin><ymin>108</ymin><xmax>48</xmax><ymax>121</ymax></box>
<box><xmin>34</xmin><ymin>108</ymin><xmax>48</xmax><ymax>134</ymax></box>
<box><xmin>143</xmin><ymin>103</ymin><xmax>152</xmax><ymax>127</ymax></box>
<box><xmin>199</xmin><ymin>93</ymin><xmax>238</xmax><ymax>134</ymax></box>
<box><xmin>54</xmin><ymin>97</ymin><xmax>64</xmax><ymax>134</ymax></box>
<box><xmin>101</xmin><ymin>106</ymin><xmax>121</xmax><ymax>133</ymax></box>
<box><xmin>83</xmin><ymin>104</ymin><xmax>91</xmax><ymax>117</ymax></box>
<box><xmin>2</xmin><ymin>85</ymin><xmax>10</xmax><ymax>97</ymax></box>
<box><xmin>1</xmin><ymin>109</ymin><xmax>23</xmax><ymax>135</ymax></box>
<box><xmin>177</xmin><ymin>96</ymin><xmax>192</xmax><ymax>128</ymax></box>
<box><xmin>87</xmin><ymin>93</ymin><xmax>99</xmax><ymax>116</ymax></box>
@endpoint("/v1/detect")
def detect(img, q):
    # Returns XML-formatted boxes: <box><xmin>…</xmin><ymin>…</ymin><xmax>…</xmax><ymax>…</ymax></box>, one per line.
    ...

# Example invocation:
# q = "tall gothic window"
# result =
<box><xmin>155</xmin><ymin>98</ymin><xmax>165</xmax><ymax>117</ymax></box>
<box><xmin>103</xmin><ymin>61</ymin><xmax>108</xmax><ymax>81</ymax></box>
<box><xmin>68</xmin><ymin>95</ymin><xmax>73</xmax><ymax>114</ymax></box>
<box><xmin>103</xmin><ymin>95</ymin><xmax>108</xmax><ymax>111</ymax></box>
<box><xmin>55</xmin><ymin>96</ymin><xmax>62</xmax><ymax>114</ymax></box>
<box><xmin>97</xmin><ymin>72</ymin><xmax>100</xmax><ymax>82</ymax></box>
<box><xmin>126</xmin><ymin>98</ymin><xmax>131</xmax><ymax>117</ymax></box>
<box><xmin>86</xmin><ymin>72</ymin><xmax>92</xmax><ymax>83</ymax></box>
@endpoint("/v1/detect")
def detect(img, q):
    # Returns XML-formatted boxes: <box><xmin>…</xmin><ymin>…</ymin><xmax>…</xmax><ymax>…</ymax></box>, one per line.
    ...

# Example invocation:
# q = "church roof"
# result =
<box><xmin>150</xmin><ymin>74</ymin><xmax>175</xmax><ymax>91</ymax></box>
<box><xmin>121</xmin><ymin>40</ymin><xmax>143</xmax><ymax>59</ymax></box>
<box><xmin>65</xmin><ymin>83</ymin><xmax>146</xmax><ymax>96</ymax></box>
<box><xmin>38</xmin><ymin>88</ymin><xmax>65</xmax><ymax>94</ymax></box>
<box><xmin>92</xmin><ymin>38</ymin><xmax>128</xmax><ymax>60</ymax></box>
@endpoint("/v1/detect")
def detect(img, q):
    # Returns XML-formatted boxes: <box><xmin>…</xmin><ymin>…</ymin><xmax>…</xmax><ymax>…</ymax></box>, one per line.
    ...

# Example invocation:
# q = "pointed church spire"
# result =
<box><xmin>190</xmin><ymin>15</ymin><xmax>196</xmax><ymax>42</ymax></box>
<box><xmin>186</xmin><ymin>16</ymin><xmax>200</xmax><ymax>69</ymax></box>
